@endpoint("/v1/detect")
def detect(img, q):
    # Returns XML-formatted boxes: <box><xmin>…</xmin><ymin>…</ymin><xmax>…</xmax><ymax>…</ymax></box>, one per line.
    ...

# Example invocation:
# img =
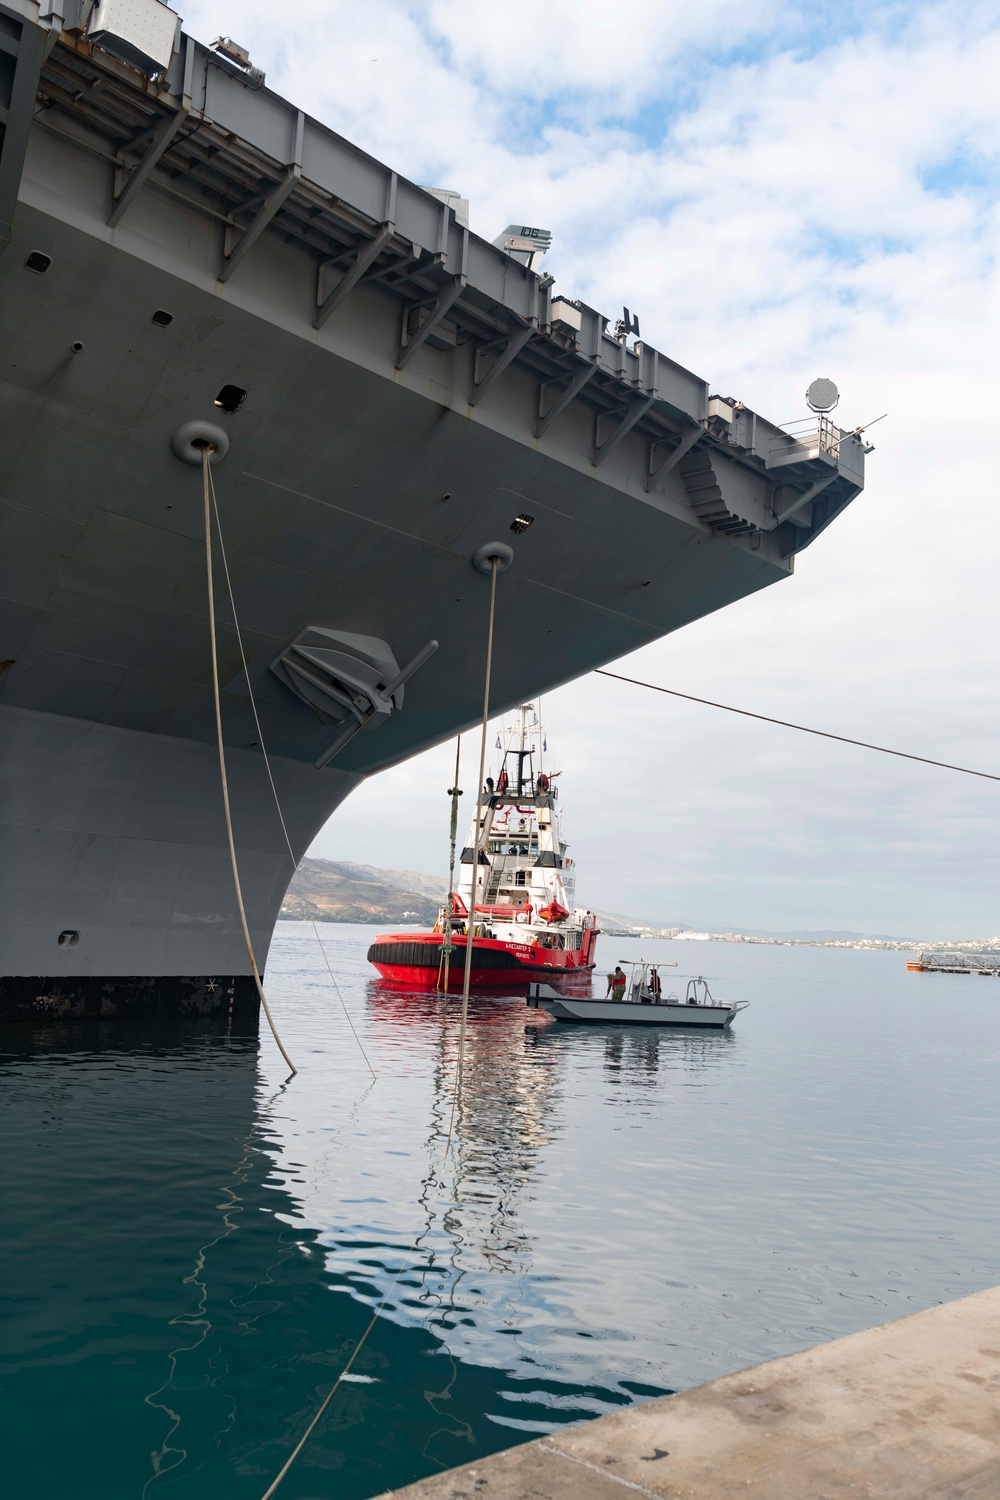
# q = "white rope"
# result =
<box><xmin>201</xmin><ymin>448</ymin><xmax>297</xmax><ymax>1078</ymax></box>
<box><xmin>256</xmin><ymin>556</ymin><xmax>503</xmax><ymax>1495</ymax></box>
<box><xmin>437</xmin><ymin>735</ymin><xmax>462</xmax><ymax>993</ymax></box>
<box><xmin>205</xmin><ymin>460</ymin><xmax>376</xmax><ymax>1080</ymax></box>
<box><xmin>447</xmin><ymin>556</ymin><xmax>499</xmax><ymax>1146</ymax></box>
<box><xmin>258</xmin><ymin>1242</ymin><xmax>420</xmax><ymax>1500</ymax></box>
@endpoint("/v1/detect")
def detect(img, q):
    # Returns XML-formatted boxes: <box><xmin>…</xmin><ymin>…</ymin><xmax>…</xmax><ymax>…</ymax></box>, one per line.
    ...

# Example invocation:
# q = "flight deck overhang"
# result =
<box><xmin>0</xmin><ymin>0</ymin><xmax>864</xmax><ymax>564</ymax></box>
<box><xmin>0</xmin><ymin>0</ymin><xmax>870</xmax><ymax>996</ymax></box>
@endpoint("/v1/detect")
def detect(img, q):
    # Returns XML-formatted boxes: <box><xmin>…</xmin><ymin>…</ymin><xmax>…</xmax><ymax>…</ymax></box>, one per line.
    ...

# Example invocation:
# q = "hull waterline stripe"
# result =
<box><xmin>595</xmin><ymin>670</ymin><xmax>1000</xmax><ymax>784</ymax></box>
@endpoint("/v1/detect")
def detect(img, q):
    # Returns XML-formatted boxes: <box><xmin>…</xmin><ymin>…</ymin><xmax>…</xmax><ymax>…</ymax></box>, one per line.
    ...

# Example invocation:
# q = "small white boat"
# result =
<box><xmin>527</xmin><ymin>967</ymin><xmax>748</xmax><ymax>1029</ymax></box>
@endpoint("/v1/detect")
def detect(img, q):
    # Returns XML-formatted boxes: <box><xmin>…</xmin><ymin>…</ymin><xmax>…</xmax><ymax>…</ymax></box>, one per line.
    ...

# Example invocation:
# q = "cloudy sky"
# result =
<box><xmin>191</xmin><ymin>0</ymin><xmax>1000</xmax><ymax>936</ymax></box>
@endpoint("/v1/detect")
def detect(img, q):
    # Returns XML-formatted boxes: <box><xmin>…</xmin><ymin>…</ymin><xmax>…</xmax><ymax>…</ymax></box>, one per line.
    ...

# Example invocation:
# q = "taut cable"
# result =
<box><xmin>448</xmin><ymin>556</ymin><xmax>499</xmax><ymax>1146</ymax></box>
<box><xmin>258</xmin><ymin>1242</ymin><xmax>421</xmax><ymax>1500</ymax></box>
<box><xmin>206</xmin><ymin>460</ymin><xmax>375</xmax><ymax>1079</ymax></box>
<box><xmin>201</xmin><ymin>447</ymin><xmax>297</xmax><ymax>1078</ymax></box>
<box><xmin>438</xmin><ymin>735</ymin><xmax>463</xmax><ymax>993</ymax></box>
<box><xmin>594</xmin><ymin>668</ymin><xmax>1000</xmax><ymax>784</ymax></box>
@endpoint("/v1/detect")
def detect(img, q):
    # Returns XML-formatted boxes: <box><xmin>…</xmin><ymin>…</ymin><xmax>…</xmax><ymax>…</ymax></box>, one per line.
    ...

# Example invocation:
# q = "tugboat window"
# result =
<box><xmin>152</xmin><ymin>309</ymin><xmax>174</xmax><ymax>328</ymax></box>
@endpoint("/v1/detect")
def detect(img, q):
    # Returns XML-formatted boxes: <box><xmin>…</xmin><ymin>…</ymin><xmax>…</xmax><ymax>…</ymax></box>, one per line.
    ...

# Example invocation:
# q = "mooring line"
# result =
<box><xmin>206</xmin><ymin>460</ymin><xmax>376</xmax><ymax>1080</ymax></box>
<box><xmin>258</xmin><ymin>1235</ymin><xmax>427</xmax><ymax>1500</ymax></box>
<box><xmin>594</xmin><ymin>668</ymin><xmax>1000</xmax><ymax>784</ymax></box>
<box><xmin>447</xmin><ymin>555</ymin><xmax>499</xmax><ymax>1150</ymax></box>
<box><xmin>437</xmin><ymin>734</ymin><xmax>463</xmax><ymax>994</ymax></box>
<box><xmin>202</xmin><ymin>448</ymin><xmax>297</xmax><ymax>1078</ymax></box>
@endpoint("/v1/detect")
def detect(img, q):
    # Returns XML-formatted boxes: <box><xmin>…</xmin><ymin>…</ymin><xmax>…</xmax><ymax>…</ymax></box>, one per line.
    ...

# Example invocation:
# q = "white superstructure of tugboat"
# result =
<box><xmin>368</xmin><ymin>706</ymin><xmax>599</xmax><ymax>988</ymax></box>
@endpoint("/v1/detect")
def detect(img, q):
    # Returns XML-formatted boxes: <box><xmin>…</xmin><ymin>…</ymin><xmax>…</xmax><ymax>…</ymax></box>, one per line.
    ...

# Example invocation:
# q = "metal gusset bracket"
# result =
<box><xmin>470</xmin><ymin>322</ymin><xmax>535</xmax><ymax>406</ymax></box>
<box><xmin>593</xmin><ymin>394</ymin><xmax>655</xmax><ymax>467</ymax></box>
<box><xmin>220</xmin><ymin>112</ymin><xmax>304</xmax><ymax>282</ymax></box>
<box><xmin>1</xmin><ymin>6</ymin><xmax>61</xmax><ymax>253</ymax></box>
<box><xmin>645</xmin><ymin>421</ymin><xmax>705</xmax><ymax>493</ymax></box>
<box><xmin>771</xmin><ymin>473</ymin><xmax>839</xmax><ymax>529</ymax></box>
<box><xmin>535</xmin><ymin>359</ymin><xmax>597</xmax><ymax>439</ymax></box>
<box><xmin>108</xmin><ymin>35</ymin><xmax>194</xmax><ymax>228</ymax></box>
<box><xmin>315</xmin><ymin>174</ymin><xmax>398</xmax><ymax>328</ymax></box>
<box><xmin>779</xmin><ymin>481</ymin><xmax>861</xmax><ymax>558</ymax></box>
<box><xmin>397</xmin><ymin>224</ymin><xmax>469</xmax><ymax>368</ymax></box>
<box><xmin>270</xmin><ymin>629</ymin><xmax>438</xmax><ymax>769</ymax></box>
<box><xmin>397</xmin><ymin>275</ymin><xmax>465</xmax><ymax>369</ymax></box>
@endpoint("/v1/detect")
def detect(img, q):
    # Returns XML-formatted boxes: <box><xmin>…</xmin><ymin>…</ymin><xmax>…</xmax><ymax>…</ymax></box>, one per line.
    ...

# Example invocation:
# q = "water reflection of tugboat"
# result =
<box><xmin>368</xmin><ymin>705</ymin><xmax>599</xmax><ymax>989</ymax></box>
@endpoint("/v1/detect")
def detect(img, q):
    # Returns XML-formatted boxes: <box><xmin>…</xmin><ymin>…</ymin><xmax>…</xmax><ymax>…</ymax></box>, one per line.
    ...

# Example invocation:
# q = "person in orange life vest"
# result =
<box><xmin>497</xmin><ymin>767</ymin><xmax>509</xmax><ymax>795</ymax></box>
<box><xmin>606</xmin><ymin>966</ymin><xmax>626</xmax><ymax>1000</ymax></box>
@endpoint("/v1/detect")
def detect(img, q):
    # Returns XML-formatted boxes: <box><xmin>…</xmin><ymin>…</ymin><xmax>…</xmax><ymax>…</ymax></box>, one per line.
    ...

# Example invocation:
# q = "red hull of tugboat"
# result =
<box><xmin>367</xmin><ymin>931</ymin><xmax>597</xmax><ymax>990</ymax></box>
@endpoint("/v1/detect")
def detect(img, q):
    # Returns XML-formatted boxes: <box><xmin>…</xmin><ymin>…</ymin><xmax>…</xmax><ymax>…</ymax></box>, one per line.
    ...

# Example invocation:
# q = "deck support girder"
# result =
<box><xmin>535</xmin><ymin>360</ymin><xmax>598</xmax><ymax>439</ymax></box>
<box><xmin>314</xmin><ymin>171</ymin><xmax>397</xmax><ymax>327</ymax></box>
<box><xmin>0</xmin><ymin>2</ymin><xmax>60</xmax><ymax>254</ymax></box>
<box><xmin>397</xmin><ymin>273</ymin><xmax>466</xmax><ymax>369</ymax></box>
<box><xmin>645</xmin><ymin>422</ymin><xmax>705</xmax><ymax>493</ymax></box>
<box><xmin>593</xmin><ymin>394</ymin><xmax>655</xmax><ymax>467</ymax></box>
<box><xmin>315</xmin><ymin>222</ymin><xmax>394</xmax><ymax>326</ymax></box>
<box><xmin>107</xmin><ymin>35</ymin><xmax>194</xmax><ymax>228</ymax></box>
<box><xmin>470</xmin><ymin>322</ymin><xmax>535</xmax><ymax>406</ymax></box>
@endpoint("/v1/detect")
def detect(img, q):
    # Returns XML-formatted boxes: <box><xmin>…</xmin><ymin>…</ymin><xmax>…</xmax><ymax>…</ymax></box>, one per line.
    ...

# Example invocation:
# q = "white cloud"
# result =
<box><xmin>183</xmin><ymin>0</ymin><xmax>1000</xmax><ymax>933</ymax></box>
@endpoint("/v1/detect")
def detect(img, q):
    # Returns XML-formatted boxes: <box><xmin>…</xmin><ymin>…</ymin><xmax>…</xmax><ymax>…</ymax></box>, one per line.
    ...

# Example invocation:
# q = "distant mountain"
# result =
<box><xmin>282</xmin><ymin>858</ymin><xmax>643</xmax><ymax>931</ymax></box>
<box><xmin>281</xmin><ymin>858</ymin><xmax>446</xmax><ymax>926</ymax></box>
<box><xmin>280</xmin><ymin>864</ymin><xmax>926</xmax><ymax>943</ymax></box>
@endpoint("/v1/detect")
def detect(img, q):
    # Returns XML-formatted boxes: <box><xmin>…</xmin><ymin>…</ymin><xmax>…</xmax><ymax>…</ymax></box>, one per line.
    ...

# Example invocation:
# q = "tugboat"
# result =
<box><xmin>368</xmin><ymin>706</ymin><xmax>599</xmax><ymax>989</ymax></box>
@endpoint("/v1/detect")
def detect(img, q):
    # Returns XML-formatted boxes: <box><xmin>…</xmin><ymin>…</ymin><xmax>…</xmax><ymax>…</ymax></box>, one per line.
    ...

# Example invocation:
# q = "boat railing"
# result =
<box><xmin>770</xmin><ymin>412</ymin><xmax>845</xmax><ymax>464</ymax></box>
<box><xmin>619</xmin><ymin>975</ymin><xmax>746</xmax><ymax>1011</ymax></box>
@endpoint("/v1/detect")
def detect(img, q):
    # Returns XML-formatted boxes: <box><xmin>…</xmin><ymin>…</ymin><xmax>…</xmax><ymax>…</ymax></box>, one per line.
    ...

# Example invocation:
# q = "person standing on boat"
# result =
<box><xmin>649</xmin><ymin>967</ymin><xmax>661</xmax><ymax>998</ymax></box>
<box><xmin>606</xmin><ymin>966</ymin><xmax>626</xmax><ymax>1001</ymax></box>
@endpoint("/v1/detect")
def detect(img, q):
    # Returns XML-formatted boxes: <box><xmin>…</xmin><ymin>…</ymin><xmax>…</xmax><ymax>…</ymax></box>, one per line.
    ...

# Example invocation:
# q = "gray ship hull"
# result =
<box><xmin>0</xmin><ymin>1</ymin><xmax>865</xmax><ymax>1018</ymax></box>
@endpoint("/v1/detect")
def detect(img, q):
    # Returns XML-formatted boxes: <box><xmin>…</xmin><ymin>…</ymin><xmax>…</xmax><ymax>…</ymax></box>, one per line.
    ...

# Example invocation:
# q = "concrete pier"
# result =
<box><xmin>384</xmin><ymin>1287</ymin><xmax>1000</xmax><ymax>1499</ymax></box>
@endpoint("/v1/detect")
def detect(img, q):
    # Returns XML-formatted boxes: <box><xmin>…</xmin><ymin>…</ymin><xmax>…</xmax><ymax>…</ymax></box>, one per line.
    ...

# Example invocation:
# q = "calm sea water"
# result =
<box><xmin>4</xmin><ymin>927</ymin><xmax>1000</xmax><ymax>1498</ymax></box>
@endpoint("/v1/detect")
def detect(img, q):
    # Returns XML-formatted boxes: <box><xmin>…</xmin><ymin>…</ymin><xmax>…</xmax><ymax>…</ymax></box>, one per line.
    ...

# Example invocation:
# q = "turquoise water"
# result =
<box><xmin>4</xmin><ymin>927</ymin><xmax>1000</xmax><ymax>1497</ymax></box>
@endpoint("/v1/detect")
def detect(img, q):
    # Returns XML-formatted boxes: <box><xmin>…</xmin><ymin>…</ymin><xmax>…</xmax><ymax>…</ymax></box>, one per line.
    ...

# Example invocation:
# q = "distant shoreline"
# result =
<box><xmin>278</xmin><ymin>913</ymin><xmax>997</xmax><ymax>954</ymax></box>
<box><xmin>282</xmin><ymin>858</ymin><xmax>995</xmax><ymax>953</ymax></box>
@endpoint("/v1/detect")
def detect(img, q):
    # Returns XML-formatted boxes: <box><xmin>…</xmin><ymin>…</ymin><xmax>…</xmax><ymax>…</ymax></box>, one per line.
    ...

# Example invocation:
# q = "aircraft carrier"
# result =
<box><xmin>0</xmin><ymin>0</ymin><xmax>867</xmax><ymax>1018</ymax></box>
